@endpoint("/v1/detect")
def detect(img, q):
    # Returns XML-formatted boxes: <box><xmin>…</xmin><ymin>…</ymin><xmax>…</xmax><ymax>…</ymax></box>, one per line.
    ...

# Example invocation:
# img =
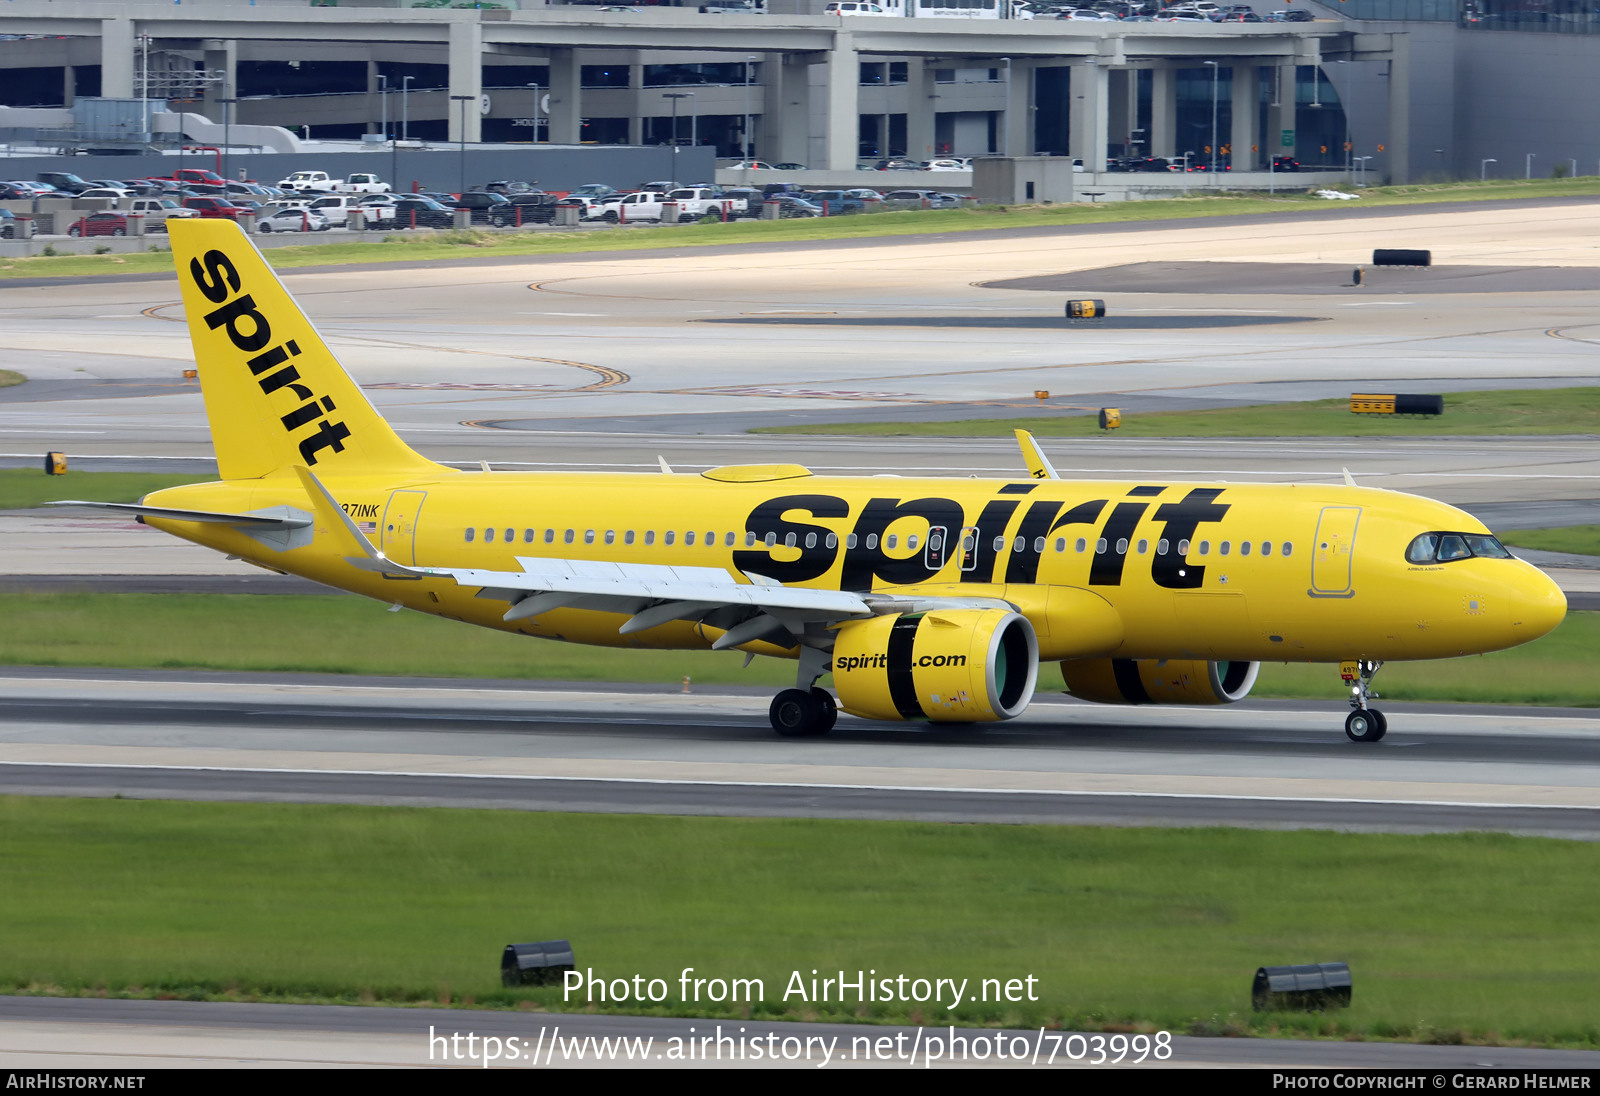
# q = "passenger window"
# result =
<box><xmin>907</xmin><ymin>534</ymin><xmax>918</xmax><ymax>551</ymax></box>
<box><xmin>1137</xmin><ymin>539</ymin><xmax>1148</xmax><ymax>554</ymax></box>
<box><xmin>524</xmin><ymin>529</ymin><xmax>534</xmax><ymax>543</ymax></box>
<box><xmin>465</xmin><ymin>528</ymin><xmax>475</xmax><ymax>543</ymax></box>
<box><xmin>485</xmin><ymin>528</ymin><xmax>495</xmax><ymax>543</ymax></box>
<box><xmin>545</xmin><ymin>529</ymin><xmax>556</xmax><ymax>544</ymax></box>
<box><xmin>1115</xmin><ymin>538</ymin><xmax>1128</xmax><ymax>554</ymax></box>
<box><xmin>644</xmin><ymin>531</ymin><xmax>655</xmax><ymax>546</ymax></box>
<box><xmin>705</xmin><ymin>531</ymin><xmax>714</xmax><ymax>545</ymax></box>
<box><xmin>1055</xmin><ymin>538</ymin><xmax>1066</xmax><ymax>553</ymax></box>
<box><xmin>1198</xmin><ymin>541</ymin><xmax>1210</xmax><ymax>556</ymax></box>
<box><xmin>665</xmin><ymin>531</ymin><xmax>675</xmax><ymax>546</ymax></box>
<box><xmin>564</xmin><ymin>529</ymin><xmax>575</xmax><ymax>544</ymax></box>
<box><xmin>624</xmin><ymin>530</ymin><xmax>635</xmax><ymax>545</ymax></box>
<box><xmin>886</xmin><ymin>534</ymin><xmax>898</xmax><ymax>549</ymax></box>
<box><xmin>685</xmin><ymin>531</ymin><xmax>695</xmax><ymax>546</ymax></box>
<box><xmin>1096</xmin><ymin>538</ymin><xmax>1107</xmax><ymax>554</ymax></box>
<box><xmin>504</xmin><ymin>528</ymin><xmax>513</xmax><ymax>543</ymax></box>
<box><xmin>866</xmin><ymin>534</ymin><xmax>879</xmax><ymax>550</ymax></box>
<box><xmin>604</xmin><ymin>530</ymin><xmax>615</xmax><ymax>545</ymax></box>
<box><xmin>1033</xmin><ymin>536</ymin><xmax>1045</xmax><ymax>553</ymax></box>
<box><xmin>806</xmin><ymin>532</ymin><xmax>818</xmax><ymax>549</ymax></box>
<box><xmin>1240</xmin><ymin>541</ymin><xmax>1251</xmax><ymax>556</ymax></box>
<box><xmin>1157</xmin><ymin>538</ymin><xmax>1169</xmax><ymax>555</ymax></box>
<box><xmin>826</xmin><ymin>533</ymin><xmax>838</xmax><ymax>549</ymax></box>
<box><xmin>1178</xmin><ymin>538</ymin><xmax>1190</xmax><ymax>555</ymax></box>
<box><xmin>1261</xmin><ymin>541</ymin><xmax>1272</xmax><ymax>556</ymax></box>
<box><xmin>1076</xmin><ymin>538</ymin><xmax>1087</xmax><ymax>553</ymax></box>
<box><xmin>1219</xmin><ymin>541</ymin><xmax>1231</xmax><ymax>556</ymax></box>
<box><xmin>725</xmin><ymin>532</ymin><xmax>735</xmax><ymax>547</ymax></box>
<box><xmin>785</xmin><ymin>532</ymin><xmax>798</xmax><ymax>548</ymax></box>
<box><xmin>993</xmin><ymin>536</ymin><xmax>1005</xmax><ymax>552</ymax></box>
<box><xmin>746</xmin><ymin>531</ymin><xmax>757</xmax><ymax>547</ymax></box>
<box><xmin>764</xmin><ymin>532</ymin><xmax>777</xmax><ymax>548</ymax></box>
<box><xmin>1013</xmin><ymin>537</ymin><xmax>1025</xmax><ymax>553</ymax></box>
<box><xmin>584</xmin><ymin>530</ymin><xmax>596</xmax><ymax>545</ymax></box>
<box><xmin>1282</xmin><ymin>542</ymin><xmax>1293</xmax><ymax>557</ymax></box>
<box><xmin>846</xmin><ymin>534</ymin><xmax>858</xmax><ymax>549</ymax></box>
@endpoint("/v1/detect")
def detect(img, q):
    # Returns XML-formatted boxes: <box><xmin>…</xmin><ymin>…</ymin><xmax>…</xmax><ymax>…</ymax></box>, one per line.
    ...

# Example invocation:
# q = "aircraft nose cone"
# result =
<box><xmin>1511</xmin><ymin>568</ymin><xmax>1567</xmax><ymax>643</ymax></box>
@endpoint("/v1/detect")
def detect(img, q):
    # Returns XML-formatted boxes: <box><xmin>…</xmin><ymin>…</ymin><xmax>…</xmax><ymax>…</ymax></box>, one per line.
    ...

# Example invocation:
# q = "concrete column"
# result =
<box><xmin>1264</xmin><ymin>64</ymin><xmax>1294</xmax><ymax>161</ymax></box>
<box><xmin>763</xmin><ymin>53</ymin><xmax>808</xmax><ymax>166</ymax></box>
<box><xmin>547</xmin><ymin>48</ymin><xmax>582</xmax><ymax>145</ymax></box>
<box><xmin>447</xmin><ymin>17</ymin><xmax>483</xmax><ymax>144</ymax></box>
<box><xmin>101</xmin><ymin>18</ymin><xmax>135</xmax><ymax>100</ymax></box>
<box><xmin>1230</xmin><ymin>63</ymin><xmax>1259</xmax><ymax>170</ymax></box>
<box><xmin>627</xmin><ymin>64</ymin><xmax>644</xmax><ymax>146</ymax></box>
<box><xmin>822</xmin><ymin>32</ymin><xmax>859</xmax><ymax>172</ymax></box>
<box><xmin>905</xmin><ymin>58</ymin><xmax>935</xmax><ymax>163</ymax></box>
<box><xmin>1150</xmin><ymin>66</ymin><xmax>1176</xmax><ymax>160</ymax></box>
<box><xmin>1386</xmin><ymin>34</ymin><xmax>1411</xmax><ymax>183</ymax></box>
<box><xmin>204</xmin><ymin>41</ymin><xmax>237</xmax><ymax>120</ymax></box>
<box><xmin>63</xmin><ymin>66</ymin><xmax>76</xmax><ymax>109</ymax></box>
<box><xmin>1106</xmin><ymin>67</ymin><xmax>1134</xmax><ymax>159</ymax></box>
<box><xmin>1002</xmin><ymin>61</ymin><xmax>1031</xmax><ymax>158</ymax></box>
<box><xmin>1068</xmin><ymin>61</ymin><xmax>1109</xmax><ymax>172</ymax></box>
<box><xmin>364</xmin><ymin>59</ymin><xmax>381</xmax><ymax>136</ymax></box>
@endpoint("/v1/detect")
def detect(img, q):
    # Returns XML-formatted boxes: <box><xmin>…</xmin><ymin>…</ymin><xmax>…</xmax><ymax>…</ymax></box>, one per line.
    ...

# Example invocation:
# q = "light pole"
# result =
<box><xmin>1353</xmin><ymin>154</ymin><xmax>1372</xmax><ymax>187</ymax></box>
<box><xmin>378</xmin><ymin>75</ymin><xmax>394</xmax><ymax>185</ymax></box>
<box><xmin>450</xmin><ymin>94</ymin><xmax>474</xmax><ymax>196</ymax></box>
<box><xmin>664</xmin><ymin>92</ymin><xmax>691</xmax><ymax>177</ymax></box>
<box><xmin>1525</xmin><ymin>152</ymin><xmax>1534</xmax><ymax>179</ymax></box>
<box><xmin>1203</xmin><ymin>60</ymin><xmax>1219</xmax><ymax>175</ymax></box>
<box><xmin>217</xmin><ymin>96</ymin><xmax>236</xmax><ymax>184</ymax></box>
<box><xmin>743</xmin><ymin>55</ymin><xmax>754</xmax><ymax>159</ymax></box>
<box><xmin>1480</xmin><ymin>157</ymin><xmax>1496</xmax><ymax>181</ymax></box>
<box><xmin>401</xmin><ymin>75</ymin><xmax>413</xmax><ymax>142</ymax></box>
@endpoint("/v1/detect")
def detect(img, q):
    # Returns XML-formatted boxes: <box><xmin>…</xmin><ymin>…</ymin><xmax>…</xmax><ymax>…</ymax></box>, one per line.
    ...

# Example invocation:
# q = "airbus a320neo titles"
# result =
<box><xmin>54</xmin><ymin>222</ymin><xmax>1568</xmax><ymax>741</ymax></box>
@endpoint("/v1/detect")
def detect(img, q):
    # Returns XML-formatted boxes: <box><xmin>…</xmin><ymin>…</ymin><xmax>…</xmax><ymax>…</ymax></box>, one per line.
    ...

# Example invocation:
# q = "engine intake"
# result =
<box><xmin>832</xmin><ymin>608</ymin><xmax>1038</xmax><ymax>722</ymax></box>
<box><xmin>1059</xmin><ymin>658</ymin><xmax>1260</xmax><ymax>706</ymax></box>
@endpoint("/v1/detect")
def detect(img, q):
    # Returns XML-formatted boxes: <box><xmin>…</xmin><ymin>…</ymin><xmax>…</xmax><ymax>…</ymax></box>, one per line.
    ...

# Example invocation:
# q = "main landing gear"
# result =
<box><xmin>1341</xmin><ymin>659</ymin><xmax>1387</xmax><ymax>742</ymax></box>
<box><xmin>769</xmin><ymin>687</ymin><xmax>838</xmax><ymax>737</ymax></box>
<box><xmin>769</xmin><ymin>646</ymin><xmax>837</xmax><ymax>737</ymax></box>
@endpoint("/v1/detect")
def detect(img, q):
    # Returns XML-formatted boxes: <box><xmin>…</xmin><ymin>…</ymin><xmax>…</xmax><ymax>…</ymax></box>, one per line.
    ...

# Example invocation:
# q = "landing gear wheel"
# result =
<box><xmin>1345</xmin><ymin>709</ymin><xmax>1387</xmax><ymax>743</ymax></box>
<box><xmin>770</xmin><ymin>688</ymin><xmax>826</xmax><ymax>737</ymax></box>
<box><xmin>810</xmin><ymin>688</ymin><xmax>838</xmax><ymax>734</ymax></box>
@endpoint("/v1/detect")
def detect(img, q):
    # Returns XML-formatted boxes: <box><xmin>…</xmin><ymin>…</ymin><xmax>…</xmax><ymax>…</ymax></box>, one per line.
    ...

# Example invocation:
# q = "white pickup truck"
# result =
<box><xmin>667</xmin><ymin>187</ymin><xmax>746</xmax><ymax>219</ymax></box>
<box><xmin>277</xmin><ymin>171</ymin><xmax>392</xmax><ymax>195</ymax></box>
<box><xmin>306</xmin><ymin>193</ymin><xmax>396</xmax><ymax>225</ymax></box>
<box><xmin>123</xmin><ymin>197</ymin><xmax>200</xmax><ymax>232</ymax></box>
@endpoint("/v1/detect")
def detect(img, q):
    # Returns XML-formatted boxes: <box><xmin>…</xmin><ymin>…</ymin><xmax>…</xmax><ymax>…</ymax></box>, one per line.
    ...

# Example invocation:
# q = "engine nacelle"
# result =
<box><xmin>832</xmin><ymin>608</ymin><xmax>1038</xmax><ymax>723</ymax></box>
<box><xmin>1059</xmin><ymin>658</ymin><xmax>1260</xmax><ymax>706</ymax></box>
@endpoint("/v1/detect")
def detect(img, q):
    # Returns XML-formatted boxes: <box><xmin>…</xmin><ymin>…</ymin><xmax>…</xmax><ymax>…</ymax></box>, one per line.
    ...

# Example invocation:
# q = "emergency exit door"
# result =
<box><xmin>381</xmin><ymin>490</ymin><xmax>427</xmax><ymax>567</ymax></box>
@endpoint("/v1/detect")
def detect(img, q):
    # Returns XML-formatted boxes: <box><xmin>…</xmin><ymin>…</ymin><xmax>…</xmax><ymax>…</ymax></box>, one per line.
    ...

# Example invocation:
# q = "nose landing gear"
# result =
<box><xmin>1341</xmin><ymin>659</ymin><xmax>1387</xmax><ymax>742</ymax></box>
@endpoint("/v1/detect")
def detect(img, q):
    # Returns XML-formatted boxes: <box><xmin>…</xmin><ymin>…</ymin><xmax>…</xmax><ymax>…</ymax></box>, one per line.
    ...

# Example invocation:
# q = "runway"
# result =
<box><xmin>1</xmin><ymin>670</ymin><xmax>1597</xmax><ymax>838</ymax></box>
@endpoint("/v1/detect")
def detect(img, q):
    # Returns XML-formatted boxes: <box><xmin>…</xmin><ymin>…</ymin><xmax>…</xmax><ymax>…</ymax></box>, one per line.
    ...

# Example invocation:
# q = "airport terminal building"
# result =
<box><xmin>0</xmin><ymin>0</ymin><xmax>1595</xmax><ymax>187</ymax></box>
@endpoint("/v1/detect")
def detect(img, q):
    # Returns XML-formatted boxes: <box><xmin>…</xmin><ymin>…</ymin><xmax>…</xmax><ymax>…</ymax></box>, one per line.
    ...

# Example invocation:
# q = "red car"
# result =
<box><xmin>151</xmin><ymin>168</ymin><xmax>228</xmax><ymax>188</ymax></box>
<box><xmin>182</xmin><ymin>197</ymin><xmax>249</xmax><ymax>220</ymax></box>
<box><xmin>67</xmin><ymin>212</ymin><xmax>131</xmax><ymax>237</ymax></box>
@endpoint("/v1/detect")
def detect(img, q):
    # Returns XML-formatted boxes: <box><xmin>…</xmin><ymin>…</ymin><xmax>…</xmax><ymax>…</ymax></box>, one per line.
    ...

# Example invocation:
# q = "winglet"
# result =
<box><xmin>1014</xmin><ymin>429</ymin><xmax>1060</xmax><ymax>481</ymax></box>
<box><xmin>1342</xmin><ymin>467</ymin><xmax>1358</xmax><ymax>488</ymax></box>
<box><xmin>291</xmin><ymin>464</ymin><xmax>421</xmax><ymax>576</ymax></box>
<box><xmin>658</xmin><ymin>455</ymin><xmax>673</xmax><ymax>474</ymax></box>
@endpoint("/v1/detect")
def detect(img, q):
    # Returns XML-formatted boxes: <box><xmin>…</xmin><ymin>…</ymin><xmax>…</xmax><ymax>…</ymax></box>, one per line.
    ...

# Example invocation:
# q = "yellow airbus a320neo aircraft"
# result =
<box><xmin>54</xmin><ymin>222</ymin><xmax>1568</xmax><ymax>741</ymax></box>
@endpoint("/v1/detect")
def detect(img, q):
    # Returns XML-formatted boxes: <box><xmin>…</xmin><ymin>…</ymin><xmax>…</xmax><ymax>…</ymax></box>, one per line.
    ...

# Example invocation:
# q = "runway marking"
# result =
<box><xmin>4</xmin><ymin>760</ymin><xmax>1597</xmax><ymax>814</ymax></box>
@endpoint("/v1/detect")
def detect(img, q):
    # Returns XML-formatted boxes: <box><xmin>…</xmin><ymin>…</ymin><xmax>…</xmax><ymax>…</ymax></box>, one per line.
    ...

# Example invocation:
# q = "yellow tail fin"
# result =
<box><xmin>170</xmin><ymin>219</ymin><xmax>448</xmax><ymax>481</ymax></box>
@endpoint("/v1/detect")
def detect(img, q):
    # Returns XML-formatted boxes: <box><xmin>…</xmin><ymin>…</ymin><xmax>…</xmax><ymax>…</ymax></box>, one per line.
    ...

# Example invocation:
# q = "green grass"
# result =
<box><xmin>4</xmin><ymin>177</ymin><xmax>1599</xmax><ymax>281</ymax></box>
<box><xmin>1502</xmin><ymin>526</ymin><xmax>1600</xmax><ymax>558</ymax></box>
<box><xmin>755</xmin><ymin>388</ymin><xmax>1600</xmax><ymax>439</ymax></box>
<box><xmin>0</xmin><ymin>370</ymin><xmax>23</xmax><ymax>388</ymax></box>
<box><xmin>0</xmin><ymin>592</ymin><xmax>1593</xmax><ymax>706</ymax></box>
<box><xmin>3</xmin><ymin>797</ymin><xmax>1599</xmax><ymax>1046</ymax></box>
<box><xmin>0</xmin><ymin>468</ymin><xmax>208</xmax><ymax>512</ymax></box>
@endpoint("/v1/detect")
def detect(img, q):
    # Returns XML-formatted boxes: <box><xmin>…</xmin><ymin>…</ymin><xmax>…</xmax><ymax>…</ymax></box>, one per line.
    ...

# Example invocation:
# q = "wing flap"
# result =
<box><xmin>44</xmin><ymin>500</ymin><xmax>311</xmax><ymax>529</ymax></box>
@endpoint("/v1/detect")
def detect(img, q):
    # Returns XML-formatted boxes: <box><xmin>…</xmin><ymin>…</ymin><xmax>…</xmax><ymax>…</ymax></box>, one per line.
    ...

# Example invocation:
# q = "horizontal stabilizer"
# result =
<box><xmin>45</xmin><ymin>500</ymin><xmax>310</xmax><ymax>529</ymax></box>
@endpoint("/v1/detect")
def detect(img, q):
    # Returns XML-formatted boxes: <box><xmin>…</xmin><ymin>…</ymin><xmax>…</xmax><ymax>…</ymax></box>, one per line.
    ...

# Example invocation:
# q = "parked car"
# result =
<box><xmin>36</xmin><ymin>172</ymin><xmax>93</xmax><ymax>194</ymax></box>
<box><xmin>257</xmin><ymin>207</ymin><xmax>331</xmax><ymax>233</ymax></box>
<box><xmin>392</xmin><ymin>197</ymin><xmax>457</xmax><ymax>229</ymax></box>
<box><xmin>594</xmin><ymin>191</ymin><xmax>673</xmax><ymax>223</ymax></box>
<box><xmin>181</xmin><ymin>197</ymin><xmax>249</xmax><ymax>220</ymax></box>
<box><xmin>483</xmin><ymin>180</ymin><xmax>542</xmax><ymax>195</ymax></box>
<box><xmin>1272</xmin><ymin>156</ymin><xmax>1300</xmax><ymax>172</ymax></box>
<box><xmin>450</xmin><ymin>190</ymin><xmax>516</xmax><ymax>226</ymax></box>
<box><xmin>568</xmin><ymin>183</ymin><xmax>621</xmax><ymax>201</ymax></box>
<box><xmin>0</xmin><ymin>208</ymin><xmax>14</xmax><ymax>239</ymax></box>
<box><xmin>67</xmin><ymin>212</ymin><xmax>131</xmax><ymax>237</ymax></box>
<box><xmin>922</xmin><ymin>158</ymin><xmax>971</xmax><ymax>171</ymax></box>
<box><xmin>308</xmin><ymin>194</ymin><xmax>396</xmax><ymax>225</ymax></box>
<box><xmin>126</xmin><ymin>197</ymin><xmax>201</xmax><ymax>231</ymax></box>
<box><xmin>765</xmin><ymin>194</ymin><xmax>823</xmax><ymax>218</ymax></box>
<box><xmin>871</xmin><ymin>158</ymin><xmax>920</xmax><ymax>171</ymax></box>
<box><xmin>883</xmin><ymin>189</ymin><xmax>959</xmax><ymax>208</ymax></box>
<box><xmin>771</xmin><ymin>162</ymin><xmax>807</xmax><ymax>171</ymax></box>
<box><xmin>76</xmin><ymin>187</ymin><xmax>134</xmax><ymax>200</ymax></box>
<box><xmin>804</xmin><ymin>190</ymin><xmax>864</xmax><ymax>215</ymax></box>
<box><xmin>725</xmin><ymin>161</ymin><xmax>775</xmax><ymax>171</ymax></box>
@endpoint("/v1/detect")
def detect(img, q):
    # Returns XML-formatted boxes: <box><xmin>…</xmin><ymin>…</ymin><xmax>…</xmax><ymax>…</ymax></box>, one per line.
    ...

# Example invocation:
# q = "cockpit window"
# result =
<box><xmin>1406</xmin><ymin>531</ymin><xmax>1513</xmax><ymax>564</ymax></box>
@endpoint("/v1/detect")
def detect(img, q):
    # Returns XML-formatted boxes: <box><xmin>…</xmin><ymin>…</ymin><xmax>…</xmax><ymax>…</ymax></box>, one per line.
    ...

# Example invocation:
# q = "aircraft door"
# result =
<box><xmin>381</xmin><ymin>490</ymin><xmax>427</xmax><ymax>566</ymax></box>
<box><xmin>925</xmin><ymin>526</ymin><xmax>948</xmax><ymax>570</ymax></box>
<box><xmin>1309</xmin><ymin>505</ymin><xmax>1360</xmax><ymax>598</ymax></box>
